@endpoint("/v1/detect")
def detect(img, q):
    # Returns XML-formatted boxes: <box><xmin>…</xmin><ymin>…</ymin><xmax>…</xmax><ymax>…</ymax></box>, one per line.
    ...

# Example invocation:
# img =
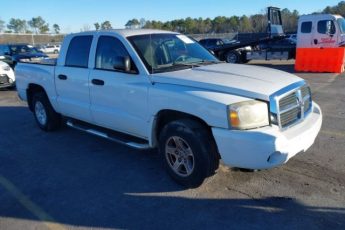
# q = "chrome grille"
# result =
<box><xmin>275</xmin><ymin>85</ymin><xmax>312</xmax><ymax>129</ymax></box>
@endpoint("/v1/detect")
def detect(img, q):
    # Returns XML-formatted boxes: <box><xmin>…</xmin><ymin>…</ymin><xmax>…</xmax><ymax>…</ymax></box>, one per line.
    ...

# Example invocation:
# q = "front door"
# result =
<box><xmin>89</xmin><ymin>35</ymin><xmax>149</xmax><ymax>138</ymax></box>
<box><xmin>313</xmin><ymin>18</ymin><xmax>338</xmax><ymax>48</ymax></box>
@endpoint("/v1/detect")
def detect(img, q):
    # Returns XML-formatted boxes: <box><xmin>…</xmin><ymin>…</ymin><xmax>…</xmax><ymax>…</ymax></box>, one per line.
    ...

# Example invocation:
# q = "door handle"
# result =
<box><xmin>91</xmin><ymin>79</ymin><xmax>105</xmax><ymax>86</ymax></box>
<box><xmin>58</xmin><ymin>74</ymin><xmax>67</xmax><ymax>80</ymax></box>
<box><xmin>314</xmin><ymin>39</ymin><xmax>318</xmax><ymax>45</ymax></box>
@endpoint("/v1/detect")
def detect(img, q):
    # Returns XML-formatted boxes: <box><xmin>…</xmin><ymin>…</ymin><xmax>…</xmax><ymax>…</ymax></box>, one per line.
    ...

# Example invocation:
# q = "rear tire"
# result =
<box><xmin>32</xmin><ymin>92</ymin><xmax>61</xmax><ymax>131</ymax></box>
<box><xmin>159</xmin><ymin>119</ymin><xmax>219</xmax><ymax>188</ymax></box>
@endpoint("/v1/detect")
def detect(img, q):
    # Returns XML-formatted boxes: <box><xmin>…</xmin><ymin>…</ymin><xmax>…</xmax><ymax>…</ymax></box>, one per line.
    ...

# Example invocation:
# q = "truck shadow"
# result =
<box><xmin>0</xmin><ymin>106</ymin><xmax>344</xmax><ymax>229</ymax></box>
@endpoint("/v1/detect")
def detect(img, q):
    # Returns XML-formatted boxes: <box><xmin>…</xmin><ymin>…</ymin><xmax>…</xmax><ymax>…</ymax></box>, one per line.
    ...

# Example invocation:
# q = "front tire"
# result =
<box><xmin>32</xmin><ymin>92</ymin><xmax>61</xmax><ymax>131</ymax></box>
<box><xmin>159</xmin><ymin>119</ymin><xmax>219</xmax><ymax>188</ymax></box>
<box><xmin>226</xmin><ymin>51</ymin><xmax>240</xmax><ymax>63</ymax></box>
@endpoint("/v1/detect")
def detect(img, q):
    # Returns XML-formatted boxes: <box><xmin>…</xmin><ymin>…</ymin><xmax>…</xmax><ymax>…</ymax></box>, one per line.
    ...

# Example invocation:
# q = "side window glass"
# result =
<box><xmin>318</xmin><ymin>20</ymin><xmax>336</xmax><ymax>35</ymax></box>
<box><xmin>301</xmin><ymin>21</ymin><xmax>312</xmax><ymax>33</ymax></box>
<box><xmin>65</xmin><ymin>36</ymin><xmax>93</xmax><ymax>68</ymax></box>
<box><xmin>95</xmin><ymin>36</ymin><xmax>136</xmax><ymax>73</ymax></box>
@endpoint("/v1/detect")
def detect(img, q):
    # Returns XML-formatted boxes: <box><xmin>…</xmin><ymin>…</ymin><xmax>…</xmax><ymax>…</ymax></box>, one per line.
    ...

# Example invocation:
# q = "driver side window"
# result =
<box><xmin>318</xmin><ymin>20</ymin><xmax>336</xmax><ymax>35</ymax></box>
<box><xmin>95</xmin><ymin>36</ymin><xmax>136</xmax><ymax>72</ymax></box>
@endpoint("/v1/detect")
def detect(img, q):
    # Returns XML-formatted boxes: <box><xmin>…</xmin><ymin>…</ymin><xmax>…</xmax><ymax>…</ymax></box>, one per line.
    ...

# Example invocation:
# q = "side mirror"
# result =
<box><xmin>124</xmin><ymin>56</ymin><xmax>131</xmax><ymax>72</ymax></box>
<box><xmin>0</xmin><ymin>56</ymin><xmax>5</xmax><ymax>60</ymax></box>
<box><xmin>113</xmin><ymin>56</ymin><xmax>131</xmax><ymax>73</ymax></box>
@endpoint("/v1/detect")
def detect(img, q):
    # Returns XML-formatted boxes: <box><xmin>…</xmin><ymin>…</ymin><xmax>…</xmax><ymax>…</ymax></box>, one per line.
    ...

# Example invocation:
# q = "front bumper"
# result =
<box><xmin>212</xmin><ymin>102</ymin><xmax>322</xmax><ymax>169</ymax></box>
<box><xmin>0</xmin><ymin>74</ymin><xmax>15</xmax><ymax>88</ymax></box>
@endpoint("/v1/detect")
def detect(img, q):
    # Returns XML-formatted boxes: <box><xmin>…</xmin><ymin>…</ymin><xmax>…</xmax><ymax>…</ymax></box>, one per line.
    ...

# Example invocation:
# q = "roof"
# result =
<box><xmin>299</xmin><ymin>14</ymin><xmax>342</xmax><ymax>20</ymax></box>
<box><xmin>68</xmin><ymin>29</ymin><xmax>178</xmax><ymax>38</ymax></box>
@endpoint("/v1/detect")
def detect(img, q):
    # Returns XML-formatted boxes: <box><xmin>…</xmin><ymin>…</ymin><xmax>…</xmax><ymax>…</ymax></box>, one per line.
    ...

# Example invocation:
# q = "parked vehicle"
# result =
<box><xmin>208</xmin><ymin>7</ymin><xmax>296</xmax><ymax>63</ymax></box>
<box><xmin>247</xmin><ymin>38</ymin><xmax>296</xmax><ymax>61</ymax></box>
<box><xmin>0</xmin><ymin>60</ymin><xmax>15</xmax><ymax>88</ymax></box>
<box><xmin>199</xmin><ymin>38</ymin><xmax>238</xmax><ymax>50</ymax></box>
<box><xmin>15</xmin><ymin>29</ymin><xmax>322</xmax><ymax>187</ymax></box>
<box><xmin>295</xmin><ymin>14</ymin><xmax>345</xmax><ymax>73</ymax></box>
<box><xmin>0</xmin><ymin>44</ymin><xmax>48</xmax><ymax>69</ymax></box>
<box><xmin>40</xmin><ymin>44</ymin><xmax>61</xmax><ymax>54</ymax></box>
<box><xmin>199</xmin><ymin>38</ymin><xmax>251</xmax><ymax>63</ymax></box>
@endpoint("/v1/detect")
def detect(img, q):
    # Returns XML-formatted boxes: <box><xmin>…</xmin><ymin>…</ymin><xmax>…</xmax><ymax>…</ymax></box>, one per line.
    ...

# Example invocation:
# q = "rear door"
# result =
<box><xmin>297</xmin><ymin>19</ymin><xmax>313</xmax><ymax>48</ymax></box>
<box><xmin>55</xmin><ymin>35</ymin><xmax>94</xmax><ymax>122</ymax></box>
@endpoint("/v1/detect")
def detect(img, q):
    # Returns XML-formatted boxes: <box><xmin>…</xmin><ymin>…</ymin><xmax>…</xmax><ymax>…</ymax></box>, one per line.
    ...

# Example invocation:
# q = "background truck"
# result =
<box><xmin>15</xmin><ymin>29</ymin><xmax>322</xmax><ymax>187</ymax></box>
<box><xmin>200</xmin><ymin>7</ymin><xmax>296</xmax><ymax>63</ymax></box>
<box><xmin>295</xmin><ymin>13</ymin><xmax>345</xmax><ymax>73</ymax></box>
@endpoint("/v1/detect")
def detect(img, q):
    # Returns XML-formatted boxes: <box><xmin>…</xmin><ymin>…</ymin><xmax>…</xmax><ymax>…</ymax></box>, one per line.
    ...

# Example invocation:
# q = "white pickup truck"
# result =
<box><xmin>16</xmin><ymin>29</ymin><xmax>322</xmax><ymax>187</ymax></box>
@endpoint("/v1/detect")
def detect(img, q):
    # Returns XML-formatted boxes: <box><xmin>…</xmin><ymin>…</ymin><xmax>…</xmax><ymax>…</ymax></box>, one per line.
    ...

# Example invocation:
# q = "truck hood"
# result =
<box><xmin>151</xmin><ymin>63</ymin><xmax>304</xmax><ymax>101</ymax></box>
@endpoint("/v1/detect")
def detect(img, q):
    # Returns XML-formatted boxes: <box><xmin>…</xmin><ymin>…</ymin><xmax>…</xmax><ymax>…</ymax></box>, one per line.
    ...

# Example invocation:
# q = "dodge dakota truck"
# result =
<box><xmin>15</xmin><ymin>29</ymin><xmax>322</xmax><ymax>187</ymax></box>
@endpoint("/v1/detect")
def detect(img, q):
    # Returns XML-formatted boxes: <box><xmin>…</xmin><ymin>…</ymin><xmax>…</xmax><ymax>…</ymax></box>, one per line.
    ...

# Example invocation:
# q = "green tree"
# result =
<box><xmin>322</xmin><ymin>1</ymin><xmax>345</xmax><ymax>16</ymax></box>
<box><xmin>7</xmin><ymin>18</ymin><xmax>27</xmax><ymax>33</ymax></box>
<box><xmin>125</xmin><ymin>19</ymin><xmax>140</xmax><ymax>29</ymax></box>
<box><xmin>53</xmin><ymin>24</ymin><xmax>60</xmax><ymax>34</ymax></box>
<box><xmin>28</xmin><ymin>17</ymin><xmax>49</xmax><ymax>34</ymax></box>
<box><xmin>101</xmin><ymin>21</ymin><xmax>112</xmax><ymax>30</ymax></box>
<box><xmin>239</xmin><ymin>15</ymin><xmax>252</xmax><ymax>32</ymax></box>
<box><xmin>94</xmin><ymin>23</ymin><xmax>100</xmax><ymax>30</ymax></box>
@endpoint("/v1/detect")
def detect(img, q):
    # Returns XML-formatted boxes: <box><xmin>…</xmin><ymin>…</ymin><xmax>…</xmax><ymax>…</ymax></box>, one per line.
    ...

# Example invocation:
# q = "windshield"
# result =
<box><xmin>10</xmin><ymin>45</ymin><xmax>42</xmax><ymax>55</ymax></box>
<box><xmin>128</xmin><ymin>33</ymin><xmax>219</xmax><ymax>73</ymax></box>
<box><xmin>337</xmin><ymin>18</ymin><xmax>345</xmax><ymax>34</ymax></box>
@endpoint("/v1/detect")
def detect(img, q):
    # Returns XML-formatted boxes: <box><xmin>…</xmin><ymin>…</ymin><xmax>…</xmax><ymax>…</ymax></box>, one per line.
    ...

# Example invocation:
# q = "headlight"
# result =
<box><xmin>229</xmin><ymin>100</ymin><xmax>269</xmax><ymax>129</ymax></box>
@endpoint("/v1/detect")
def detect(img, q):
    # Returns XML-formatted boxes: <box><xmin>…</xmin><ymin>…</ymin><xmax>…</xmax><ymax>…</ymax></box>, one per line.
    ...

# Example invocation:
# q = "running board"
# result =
<box><xmin>66</xmin><ymin>120</ymin><xmax>151</xmax><ymax>150</ymax></box>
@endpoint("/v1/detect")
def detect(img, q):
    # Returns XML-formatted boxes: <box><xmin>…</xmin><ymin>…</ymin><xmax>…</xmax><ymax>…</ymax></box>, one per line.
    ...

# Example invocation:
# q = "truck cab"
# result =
<box><xmin>295</xmin><ymin>14</ymin><xmax>345</xmax><ymax>73</ymax></box>
<box><xmin>297</xmin><ymin>14</ymin><xmax>345</xmax><ymax>48</ymax></box>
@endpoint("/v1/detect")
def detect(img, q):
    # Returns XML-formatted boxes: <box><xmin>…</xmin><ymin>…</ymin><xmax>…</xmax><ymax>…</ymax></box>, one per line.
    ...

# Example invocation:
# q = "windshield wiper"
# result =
<box><xmin>172</xmin><ymin>62</ymin><xmax>200</xmax><ymax>68</ymax></box>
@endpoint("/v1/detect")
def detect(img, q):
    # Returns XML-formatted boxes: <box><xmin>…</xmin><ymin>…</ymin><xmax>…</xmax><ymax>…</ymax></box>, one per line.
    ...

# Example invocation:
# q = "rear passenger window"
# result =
<box><xmin>318</xmin><ymin>20</ymin><xmax>336</xmax><ymax>34</ymax></box>
<box><xmin>65</xmin><ymin>36</ymin><xmax>93</xmax><ymax>68</ymax></box>
<box><xmin>301</xmin><ymin>21</ymin><xmax>312</xmax><ymax>33</ymax></box>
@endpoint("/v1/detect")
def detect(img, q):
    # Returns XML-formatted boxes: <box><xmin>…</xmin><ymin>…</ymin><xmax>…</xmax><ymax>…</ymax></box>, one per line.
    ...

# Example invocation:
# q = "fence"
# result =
<box><xmin>189</xmin><ymin>33</ymin><xmax>238</xmax><ymax>41</ymax></box>
<box><xmin>0</xmin><ymin>33</ymin><xmax>65</xmax><ymax>45</ymax></box>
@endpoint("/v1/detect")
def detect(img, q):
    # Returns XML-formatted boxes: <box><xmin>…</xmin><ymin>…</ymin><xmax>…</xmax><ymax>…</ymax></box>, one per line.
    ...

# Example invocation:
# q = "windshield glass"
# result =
<box><xmin>337</xmin><ymin>18</ymin><xmax>345</xmax><ymax>34</ymax></box>
<box><xmin>128</xmin><ymin>33</ymin><xmax>219</xmax><ymax>73</ymax></box>
<box><xmin>10</xmin><ymin>45</ymin><xmax>42</xmax><ymax>55</ymax></box>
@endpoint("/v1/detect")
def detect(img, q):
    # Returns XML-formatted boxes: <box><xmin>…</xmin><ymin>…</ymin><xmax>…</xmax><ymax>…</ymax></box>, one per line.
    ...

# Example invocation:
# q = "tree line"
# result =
<box><xmin>124</xmin><ymin>9</ymin><xmax>298</xmax><ymax>34</ymax></box>
<box><xmin>1</xmin><ymin>1</ymin><xmax>345</xmax><ymax>35</ymax></box>
<box><xmin>0</xmin><ymin>16</ymin><xmax>60</xmax><ymax>34</ymax></box>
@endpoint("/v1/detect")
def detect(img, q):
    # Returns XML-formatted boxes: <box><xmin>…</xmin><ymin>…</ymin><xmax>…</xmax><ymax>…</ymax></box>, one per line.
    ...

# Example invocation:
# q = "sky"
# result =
<box><xmin>0</xmin><ymin>0</ymin><xmax>341</xmax><ymax>33</ymax></box>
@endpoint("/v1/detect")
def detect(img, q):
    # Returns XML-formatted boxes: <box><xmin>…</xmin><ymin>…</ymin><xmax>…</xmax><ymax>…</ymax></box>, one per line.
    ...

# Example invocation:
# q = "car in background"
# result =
<box><xmin>199</xmin><ymin>38</ymin><xmax>238</xmax><ymax>50</ymax></box>
<box><xmin>199</xmin><ymin>38</ymin><xmax>251</xmax><ymax>63</ymax></box>
<box><xmin>40</xmin><ymin>44</ymin><xmax>61</xmax><ymax>54</ymax></box>
<box><xmin>0</xmin><ymin>44</ymin><xmax>48</xmax><ymax>68</ymax></box>
<box><xmin>0</xmin><ymin>60</ymin><xmax>15</xmax><ymax>88</ymax></box>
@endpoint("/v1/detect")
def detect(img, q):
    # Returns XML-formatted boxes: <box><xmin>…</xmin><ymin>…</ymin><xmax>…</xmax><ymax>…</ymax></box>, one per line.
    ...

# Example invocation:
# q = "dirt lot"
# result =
<box><xmin>0</xmin><ymin>60</ymin><xmax>344</xmax><ymax>230</ymax></box>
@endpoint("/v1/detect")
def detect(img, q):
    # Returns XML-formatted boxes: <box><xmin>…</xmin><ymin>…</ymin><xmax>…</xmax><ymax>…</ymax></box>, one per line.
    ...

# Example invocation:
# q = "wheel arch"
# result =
<box><xmin>152</xmin><ymin>109</ymin><xmax>220</xmax><ymax>158</ymax></box>
<box><xmin>26</xmin><ymin>83</ymin><xmax>47</xmax><ymax>111</ymax></box>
